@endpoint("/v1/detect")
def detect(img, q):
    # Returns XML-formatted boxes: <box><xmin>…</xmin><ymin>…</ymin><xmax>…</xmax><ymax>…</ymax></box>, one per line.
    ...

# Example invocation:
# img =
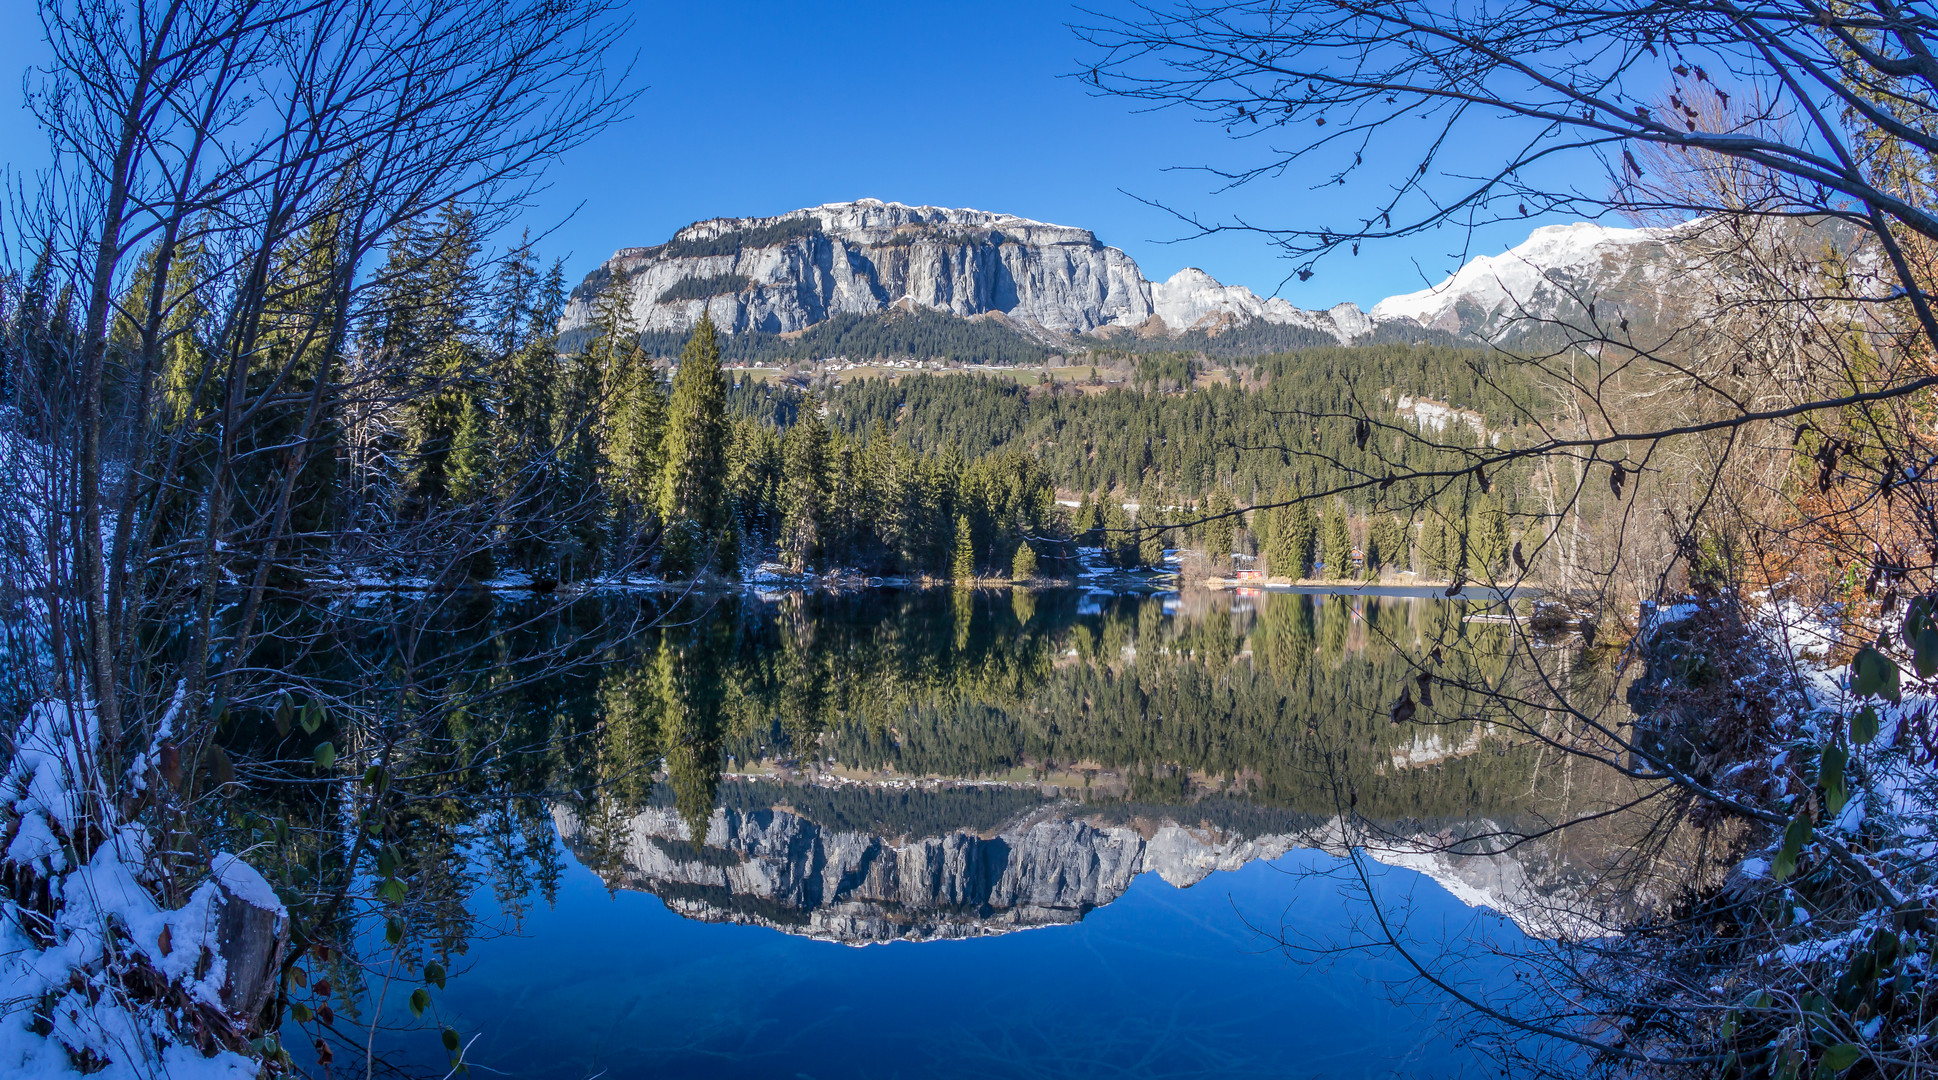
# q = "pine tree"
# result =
<box><xmin>657</xmin><ymin>314</ymin><xmax>731</xmax><ymax>576</ymax></box>
<box><xmin>951</xmin><ymin>513</ymin><xmax>977</xmax><ymax>581</ymax></box>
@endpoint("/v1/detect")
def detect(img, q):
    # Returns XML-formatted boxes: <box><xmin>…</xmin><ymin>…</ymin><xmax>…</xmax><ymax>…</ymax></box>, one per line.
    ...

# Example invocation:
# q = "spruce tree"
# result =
<box><xmin>1321</xmin><ymin>509</ymin><xmax>1354</xmax><ymax>580</ymax></box>
<box><xmin>605</xmin><ymin>341</ymin><xmax>666</xmax><ymax>525</ymax></box>
<box><xmin>1266</xmin><ymin>486</ymin><xmax>1316</xmax><ymax>579</ymax></box>
<box><xmin>550</xmin><ymin>348</ymin><xmax>605</xmax><ymax>579</ymax></box>
<box><xmin>1469</xmin><ymin>497</ymin><xmax>1509</xmax><ymax>577</ymax></box>
<box><xmin>1102</xmin><ymin>500</ymin><xmax>1132</xmax><ymax>568</ymax></box>
<box><xmin>657</xmin><ymin>314</ymin><xmax>731</xmax><ymax>576</ymax></box>
<box><xmin>500</xmin><ymin>259</ymin><xmax>566</xmax><ymax>571</ymax></box>
<box><xmin>388</xmin><ymin>206</ymin><xmax>482</xmax><ymax>518</ymax></box>
<box><xmin>951</xmin><ymin>513</ymin><xmax>977</xmax><ymax>581</ymax></box>
<box><xmin>780</xmin><ymin>395</ymin><xmax>830</xmax><ymax>572</ymax></box>
<box><xmin>727</xmin><ymin>420</ymin><xmax>784</xmax><ymax>561</ymax></box>
<box><xmin>1137</xmin><ymin>513</ymin><xmax>1167</xmax><ymax>569</ymax></box>
<box><xmin>1421</xmin><ymin>501</ymin><xmax>1466</xmax><ymax>578</ymax></box>
<box><xmin>593</xmin><ymin>280</ymin><xmax>665</xmax><ymax>539</ymax></box>
<box><xmin>1366</xmin><ymin>515</ymin><xmax>1407</xmax><ymax>575</ymax></box>
<box><xmin>1010</xmin><ymin>540</ymin><xmax>1038</xmax><ymax>581</ymax></box>
<box><xmin>1205</xmin><ymin>485</ymin><xmax>1237</xmax><ymax>564</ymax></box>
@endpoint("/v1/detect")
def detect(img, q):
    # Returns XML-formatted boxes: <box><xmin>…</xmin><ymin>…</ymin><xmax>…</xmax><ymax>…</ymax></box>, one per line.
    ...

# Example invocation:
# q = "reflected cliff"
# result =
<box><xmin>549</xmin><ymin>587</ymin><xmax>1668</xmax><ymax>944</ymax></box>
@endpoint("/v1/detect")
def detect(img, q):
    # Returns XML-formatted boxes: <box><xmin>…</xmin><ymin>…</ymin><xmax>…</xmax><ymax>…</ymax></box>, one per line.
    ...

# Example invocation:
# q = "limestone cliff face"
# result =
<box><xmin>561</xmin><ymin>200</ymin><xmax>1156</xmax><ymax>338</ymax></box>
<box><xmin>551</xmin><ymin>793</ymin><xmax>1605</xmax><ymax>944</ymax></box>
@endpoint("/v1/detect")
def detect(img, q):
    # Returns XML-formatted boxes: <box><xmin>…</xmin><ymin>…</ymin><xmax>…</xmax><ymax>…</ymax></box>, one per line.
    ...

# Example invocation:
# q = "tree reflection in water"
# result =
<box><xmin>263</xmin><ymin>586</ymin><xmax>1700</xmax><ymax>1070</ymax></box>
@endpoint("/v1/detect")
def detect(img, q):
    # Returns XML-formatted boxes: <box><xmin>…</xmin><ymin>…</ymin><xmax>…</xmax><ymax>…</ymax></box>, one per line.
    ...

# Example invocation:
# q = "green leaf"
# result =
<box><xmin>1720</xmin><ymin>1009</ymin><xmax>1738</xmax><ymax>1039</ymax></box>
<box><xmin>300</xmin><ymin>702</ymin><xmax>321</xmax><ymax>735</ymax></box>
<box><xmin>1872</xmin><ymin>928</ymin><xmax>1902</xmax><ymax>967</ymax></box>
<box><xmin>1852</xmin><ymin>705</ymin><xmax>1880</xmax><ymax>747</ymax></box>
<box><xmin>1818</xmin><ymin>1043</ymin><xmax>1864</xmax><ymax>1073</ymax></box>
<box><xmin>425</xmin><ymin>962</ymin><xmax>446</xmax><ymax>990</ymax></box>
<box><xmin>442</xmin><ymin>1028</ymin><xmax>461</xmax><ymax>1053</ymax></box>
<box><xmin>1917</xmin><ymin>627</ymin><xmax>1938</xmax><ymax>679</ymax></box>
<box><xmin>1772</xmin><ymin>813</ymin><xmax>1813</xmax><ymax>882</ymax></box>
<box><xmin>313</xmin><ymin>742</ymin><xmax>336</xmax><ymax>770</ymax></box>
<box><xmin>273</xmin><ymin>817</ymin><xmax>289</xmax><ymax>844</ymax></box>
<box><xmin>409</xmin><ymin>988</ymin><xmax>430</xmax><ymax>1017</ymax></box>
<box><xmin>381</xmin><ymin>877</ymin><xmax>407</xmax><ymax>904</ymax></box>
<box><xmin>1820</xmin><ymin>742</ymin><xmax>1849</xmax><ymax>815</ymax></box>
<box><xmin>1906</xmin><ymin>597</ymin><xmax>1934</xmax><ymax>644</ymax></box>
<box><xmin>385</xmin><ymin>917</ymin><xmax>405</xmax><ymax>946</ymax></box>
<box><xmin>376</xmin><ymin>847</ymin><xmax>398</xmax><ymax>877</ymax></box>
<box><xmin>291</xmin><ymin>1002</ymin><xmax>313</xmax><ymax>1023</ymax></box>
<box><xmin>274</xmin><ymin>694</ymin><xmax>293</xmax><ymax>737</ymax></box>
<box><xmin>363</xmin><ymin>765</ymin><xmax>383</xmax><ymax>787</ymax></box>
<box><xmin>1852</xmin><ymin>646</ymin><xmax>1901</xmax><ymax>702</ymax></box>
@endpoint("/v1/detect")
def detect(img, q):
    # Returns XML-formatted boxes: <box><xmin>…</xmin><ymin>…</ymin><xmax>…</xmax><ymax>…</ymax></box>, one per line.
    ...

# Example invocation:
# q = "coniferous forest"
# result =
<box><xmin>5</xmin><ymin>196</ymin><xmax>1538</xmax><ymax>592</ymax></box>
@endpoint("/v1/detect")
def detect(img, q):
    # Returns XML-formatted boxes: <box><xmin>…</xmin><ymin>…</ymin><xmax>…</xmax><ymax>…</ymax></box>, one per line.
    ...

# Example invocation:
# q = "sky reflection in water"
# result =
<box><xmin>392</xmin><ymin>844</ymin><xmax>1511</xmax><ymax>1080</ymax></box>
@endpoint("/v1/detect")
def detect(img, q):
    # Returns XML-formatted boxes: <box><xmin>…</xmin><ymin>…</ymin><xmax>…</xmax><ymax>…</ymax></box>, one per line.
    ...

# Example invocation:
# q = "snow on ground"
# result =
<box><xmin>1</xmin><ymin>701</ymin><xmax>269</xmax><ymax>1080</ymax></box>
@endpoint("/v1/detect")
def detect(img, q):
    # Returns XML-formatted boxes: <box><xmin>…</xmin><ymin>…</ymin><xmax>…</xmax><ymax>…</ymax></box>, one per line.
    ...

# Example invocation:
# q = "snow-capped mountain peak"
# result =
<box><xmin>1369</xmin><ymin>222</ymin><xmax>1676</xmax><ymax>332</ymax></box>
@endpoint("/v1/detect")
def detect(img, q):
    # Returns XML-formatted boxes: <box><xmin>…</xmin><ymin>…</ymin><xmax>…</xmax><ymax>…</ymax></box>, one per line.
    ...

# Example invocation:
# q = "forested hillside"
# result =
<box><xmin>710</xmin><ymin>342</ymin><xmax>1552</xmax><ymax>579</ymax></box>
<box><xmin>625</xmin><ymin>307</ymin><xmax>1057</xmax><ymax>366</ymax></box>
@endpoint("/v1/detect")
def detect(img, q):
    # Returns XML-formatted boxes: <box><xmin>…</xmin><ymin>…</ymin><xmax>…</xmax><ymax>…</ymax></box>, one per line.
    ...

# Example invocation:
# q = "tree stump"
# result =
<box><xmin>209</xmin><ymin>854</ymin><xmax>289</xmax><ymax>1031</ymax></box>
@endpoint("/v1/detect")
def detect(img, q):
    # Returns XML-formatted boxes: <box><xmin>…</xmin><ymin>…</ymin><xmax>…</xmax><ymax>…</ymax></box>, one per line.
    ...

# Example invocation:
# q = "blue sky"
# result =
<box><xmin>0</xmin><ymin>0</ymin><xmax>1579</xmax><ymax>310</ymax></box>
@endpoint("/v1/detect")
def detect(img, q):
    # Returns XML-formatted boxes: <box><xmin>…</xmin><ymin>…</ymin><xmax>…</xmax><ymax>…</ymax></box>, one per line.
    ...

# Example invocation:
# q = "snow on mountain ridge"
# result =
<box><xmin>1369</xmin><ymin>222</ymin><xmax>1676</xmax><ymax>329</ymax></box>
<box><xmin>1150</xmin><ymin>267</ymin><xmax>1374</xmax><ymax>340</ymax></box>
<box><xmin>566</xmin><ymin>200</ymin><xmax>1687</xmax><ymax>348</ymax></box>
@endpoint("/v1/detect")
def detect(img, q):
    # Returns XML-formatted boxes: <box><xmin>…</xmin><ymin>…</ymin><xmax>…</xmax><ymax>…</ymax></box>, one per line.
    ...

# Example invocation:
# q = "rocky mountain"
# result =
<box><xmin>559</xmin><ymin>200</ymin><xmax>1384</xmax><ymax>352</ymax></box>
<box><xmin>1370</xmin><ymin>222</ymin><xmax>1687</xmax><ymax>350</ymax></box>
<box><xmin>553</xmin><ymin>779</ymin><xmax>1619</xmax><ymax>945</ymax></box>
<box><xmin>560</xmin><ymin>199</ymin><xmax>1743</xmax><ymax>358</ymax></box>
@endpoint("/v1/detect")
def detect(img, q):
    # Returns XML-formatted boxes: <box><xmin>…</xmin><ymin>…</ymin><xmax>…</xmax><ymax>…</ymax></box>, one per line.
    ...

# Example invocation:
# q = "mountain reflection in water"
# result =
<box><xmin>550</xmin><ymin>586</ymin><xmax>1646</xmax><ymax>944</ymax></box>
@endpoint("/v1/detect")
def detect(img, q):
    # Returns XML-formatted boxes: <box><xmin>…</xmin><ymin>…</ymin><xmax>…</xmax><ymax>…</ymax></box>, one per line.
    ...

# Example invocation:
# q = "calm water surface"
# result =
<box><xmin>284</xmin><ymin>587</ymin><xmax>1621</xmax><ymax>1079</ymax></box>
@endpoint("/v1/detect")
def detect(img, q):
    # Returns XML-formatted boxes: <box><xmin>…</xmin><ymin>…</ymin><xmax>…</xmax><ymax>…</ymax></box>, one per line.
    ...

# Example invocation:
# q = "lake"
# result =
<box><xmin>274</xmin><ymin>586</ymin><xmax>1630</xmax><ymax>1078</ymax></box>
